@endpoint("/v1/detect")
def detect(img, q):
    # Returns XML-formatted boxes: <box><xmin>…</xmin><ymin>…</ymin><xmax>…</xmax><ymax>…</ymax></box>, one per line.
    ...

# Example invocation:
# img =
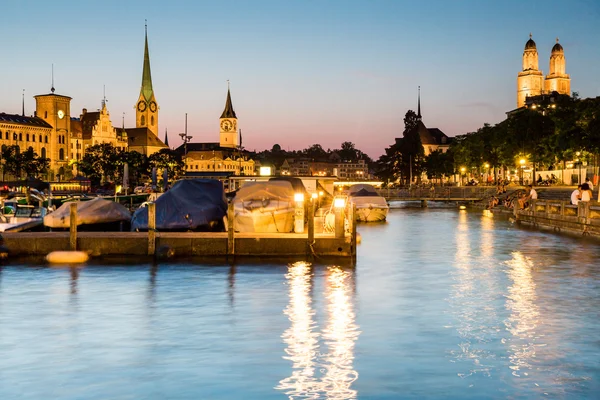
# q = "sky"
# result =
<box><xmin>1</xmin><ymin>0</ymin><xmax>599</xmax><ymax>159</ymax></box>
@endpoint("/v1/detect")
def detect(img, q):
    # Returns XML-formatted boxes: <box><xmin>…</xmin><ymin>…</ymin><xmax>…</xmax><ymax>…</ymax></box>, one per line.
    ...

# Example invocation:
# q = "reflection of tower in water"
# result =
<box><xmin>276</xmin><ymin>262</ymin><xmax>320</xmax><ymax>398</ymax></box>
<box><xmin>276</xmin><ymin>263</ymin><xmax>360</xmax><ymax>399</ymax></box>
<box><xmin>504</xmin><ymin>252</ymin><xmax>540</xmax><ymax>377</ymax></box>
<box><xmin>321</xmin><ymin>266</ymin><xmax>360</xmax><ymax>399</ymax></box>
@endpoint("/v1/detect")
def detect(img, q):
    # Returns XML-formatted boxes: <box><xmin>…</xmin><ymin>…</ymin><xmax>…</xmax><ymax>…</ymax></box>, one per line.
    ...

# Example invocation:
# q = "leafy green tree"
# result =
<box><xmin>424</xmin><ymin>149</ymin><xmax>454</xmax><ymax>181</ymax></box>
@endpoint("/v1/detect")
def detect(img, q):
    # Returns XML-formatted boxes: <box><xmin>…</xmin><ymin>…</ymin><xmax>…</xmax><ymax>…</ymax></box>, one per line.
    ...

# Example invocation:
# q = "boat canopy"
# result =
<box><xmin>235</xmin><ymin>181</ymin><xmax>295</xmax><ymax>206</ymax></box>
<box><xmin>44</xmin><ymin>197</ymin><xmax>131</xmax><ymax>228</ymax></box>
<box><xmin>349</xmin><ymin>184</ymin><xmax>380</xmax><ymax>197</ymax></box>
<box><xmin>131</xmin><ymin>179</ymin><xmax>227</xmax><ymax>231</ymax></box>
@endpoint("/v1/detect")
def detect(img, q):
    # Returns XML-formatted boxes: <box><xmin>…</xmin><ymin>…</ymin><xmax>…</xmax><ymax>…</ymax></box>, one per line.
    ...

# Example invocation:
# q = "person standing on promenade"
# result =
<box><xmin>571</xmin><ymin>185</ymin><xmax>581</xmax><ymax>205</ymax></box>
<box><xmin>526</xmin><ymin>184</ymin><xmax>537</xmax><ymax>202</ymax></box>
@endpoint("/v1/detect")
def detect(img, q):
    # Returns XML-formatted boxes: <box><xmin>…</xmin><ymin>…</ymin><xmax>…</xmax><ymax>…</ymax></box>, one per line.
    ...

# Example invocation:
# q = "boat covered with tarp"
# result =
<box><xmin>348</xmin><ymin>184</ymin><xmax>389</xmax><ymax>222</ymax></box>
<box><xmin>233</xmin><ymin>181</ymin><xmax>295</xmax><ymax>233</ymax></box>
<box><xmin>44</xmin><ymin>197</ymin><xmax>131</xmax><ymax>230</ymax></box>
<box><xmin>131</xmin><ymin>179</ymin><xmax>227</xmax><ymax>231</ymax></box>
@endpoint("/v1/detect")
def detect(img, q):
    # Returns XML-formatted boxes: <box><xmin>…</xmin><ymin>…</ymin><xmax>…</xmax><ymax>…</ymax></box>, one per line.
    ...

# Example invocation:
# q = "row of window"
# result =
<box><xmin>0</xmin><ymin>131</ymin><xmax>49</xmax><ymax>143</ymax></box>
<box><xmin>0</xmin><ymin>144</ymin><xmax>48</xmax><ymax>159</ymax></box>
<box><xmin>186</xmin><ymin>163</ymin><xmax>253</xmax><ymax>171</ymax></box>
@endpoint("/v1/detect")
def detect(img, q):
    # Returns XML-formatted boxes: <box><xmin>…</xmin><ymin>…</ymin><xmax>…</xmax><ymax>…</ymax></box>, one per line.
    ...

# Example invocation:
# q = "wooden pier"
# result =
<box><xmin>2</xmin><ymin>201</ymin><xmax>358</xmax><ymax>259</ymax></box>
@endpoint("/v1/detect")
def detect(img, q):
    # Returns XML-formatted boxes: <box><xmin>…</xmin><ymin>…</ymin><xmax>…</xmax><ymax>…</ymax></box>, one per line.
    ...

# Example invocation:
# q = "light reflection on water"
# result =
<box><xmin>0</xmin><ymin>208</ymin><xmax>599</xmax><ymax>399</ymax></box>
<box><xmin>276</xmin><ymin>263</ymin><xmax>360</xmax><ymax>399</ymax></box>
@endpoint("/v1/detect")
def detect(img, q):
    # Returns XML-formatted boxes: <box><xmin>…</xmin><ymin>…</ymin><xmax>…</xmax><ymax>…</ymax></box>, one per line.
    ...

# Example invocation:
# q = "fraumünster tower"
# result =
<box><xmin>135</xmin><ymin>24</ymin><xmax>159</xmax><ymax>137</ymax></box>
<box><xmin>516</xmin><ymin>34</ymin><xmax>570</xmax><ymax>108</ymax></box>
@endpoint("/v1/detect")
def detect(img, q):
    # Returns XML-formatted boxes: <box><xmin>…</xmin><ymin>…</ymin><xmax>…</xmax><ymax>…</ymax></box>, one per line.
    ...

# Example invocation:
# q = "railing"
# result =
<box><xmin>377</xmin><ymin>187</ymin><xmax>496</xmax><ymax>201</ymax></box>
<box><xmin>516</xmin><ymin>199</ymin><xmax>600</xmax><ymax>235</ymax></box>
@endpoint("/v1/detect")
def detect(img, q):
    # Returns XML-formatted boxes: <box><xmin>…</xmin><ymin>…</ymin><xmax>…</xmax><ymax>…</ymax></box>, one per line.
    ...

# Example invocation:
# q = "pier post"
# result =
<box><xmin>334</xmin><ymin>203</ymin><xmax>345</xmax><ymax>239</ymax></box>
<box><xmin>148</xmin><ymin>202</ymin><xmax>156</xmax><ymax>256</ymax></box>
<box><xmin>227</xmin><ymin>202</ymin><xmax>235</xmax><ymax>256</ymax></box>
<box><xmin>351</xmin><ymin>203</ymin><xmax>357</xmax><ymax>259</ymax></box>
<box><xmin>69</xmin><ymin>202</ymin><xmax>77</xmax><ymax>251</ymax></box>
<box><xmin>307</xmin><ymin>199</ymin><xmax>314</xmax><ymax>259</ymax></box>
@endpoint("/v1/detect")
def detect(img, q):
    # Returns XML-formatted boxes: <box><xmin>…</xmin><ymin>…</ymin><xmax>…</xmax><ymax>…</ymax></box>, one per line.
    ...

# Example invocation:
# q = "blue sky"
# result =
<box><xmin>1</xmin><ymin>0</ymin><xmax>599</xmax><ymax>158</ymax></box>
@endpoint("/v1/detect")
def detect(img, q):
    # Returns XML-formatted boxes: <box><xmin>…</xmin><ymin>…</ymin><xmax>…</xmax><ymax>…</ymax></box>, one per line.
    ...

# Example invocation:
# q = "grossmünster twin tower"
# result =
<box><xmin>516</xmin><ymin>34</ymin><xmax>571</xmax><ymax>108</ymax></box>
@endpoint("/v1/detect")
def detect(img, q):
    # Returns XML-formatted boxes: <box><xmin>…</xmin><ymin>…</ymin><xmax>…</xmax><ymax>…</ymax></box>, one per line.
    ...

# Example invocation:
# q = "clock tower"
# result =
<box><xmin>34</xmin><ymin>87</ymin><xmax>71</xmax><ymax>178</ymax></box>
<box><xmin>135</xmin><ymin>23</ymin><xmax>158</xmax><ymax>137</ymax></box>
<box><xmin>219</xmin><ymin>86</ymin><xmax>238</xmax><ymax>148</ymax></box>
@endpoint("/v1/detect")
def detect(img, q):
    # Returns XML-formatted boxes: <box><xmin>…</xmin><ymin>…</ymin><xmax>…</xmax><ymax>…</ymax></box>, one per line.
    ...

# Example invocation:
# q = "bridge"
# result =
<box><xmin>376</xmin><ymin>187</ymin><xmax>496</xmax><ymax>202</ymax></box>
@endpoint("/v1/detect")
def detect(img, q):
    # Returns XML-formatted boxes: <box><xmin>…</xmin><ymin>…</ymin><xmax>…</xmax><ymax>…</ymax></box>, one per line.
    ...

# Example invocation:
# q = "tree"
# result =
<box><xmin>398</xmin><ymin>110</ymin><xmax>425</xmax><ymax>183</ymax></box>
<box><xmin>2</xmin><ymin>145</ymin><xmax>21</xmax><ymax>179</ymax></box>
<box><xmin>78</xmin><ymin>143</ymin><xmax>119</xmax><ymax>185</ymax></box>
<box><xmin>20</xmin><ymin>147</ymin><xmax>49</xmax><ymax>178</ymax></box>
<box><xmin>148</xmin><ymin>149</ymin><xmax>184</xmax><ymax>180</ymax></box>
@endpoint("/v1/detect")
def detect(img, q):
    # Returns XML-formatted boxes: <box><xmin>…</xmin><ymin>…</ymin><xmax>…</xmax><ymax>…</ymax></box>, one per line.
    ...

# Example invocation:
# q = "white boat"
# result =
<box><xmin>233</xmin><ymin>181</ymin><xmax>296</xmax><ymax>233</ymax></box>
<box><xmin>348</xmin><ymin>184</ymin><xmax>389</xmax><ymax>222</ymax></box>
<box><xmin>0</xmin><ymin>205</ymin><xmax>48</xmax><ymax>232</ymax></box>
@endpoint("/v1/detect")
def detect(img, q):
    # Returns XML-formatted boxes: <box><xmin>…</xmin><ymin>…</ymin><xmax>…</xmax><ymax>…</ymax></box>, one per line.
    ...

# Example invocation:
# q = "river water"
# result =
<box><xmin>0</xmin><ymin>206</ymin><xmax>599</xmax><ymax>399</ymax></box>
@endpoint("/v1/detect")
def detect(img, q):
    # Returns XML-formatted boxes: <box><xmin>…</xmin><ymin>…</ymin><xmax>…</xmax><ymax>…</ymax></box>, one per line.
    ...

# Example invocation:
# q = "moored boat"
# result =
<box><xmin>233</xmin><ymin>181</ymin><xmax>295</xmax><ymax>233</ymax></box>
<box><xmin>348</xmin><ymin>184</ymin><xmax>389</xmax><ymax>222</ymax></box>
<box><xmin>44</xmin><ymin>197</ymin><xmax>132</xmax><ymax>231</ymax></box>
<box><xmin>131</xmin><ymin>179</ymin><xmax>227</xmax><ymax>232</ymax></box>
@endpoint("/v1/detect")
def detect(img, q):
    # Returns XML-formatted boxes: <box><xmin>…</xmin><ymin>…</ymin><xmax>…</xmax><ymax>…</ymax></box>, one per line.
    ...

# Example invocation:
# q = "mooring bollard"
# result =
<box><xmin>227</xmin><ymin>202</ymin><xmax>235</xmax><ymax>256</ymax></box>
<box><xmin>148</xmin><ymin>202</ymin><xmax>156</xmax><ymax>256</ymax></box>
<box><xmin>69</xmin><ymin>202</ymin><xmax>77</xmax><ymax>251</ymax></box>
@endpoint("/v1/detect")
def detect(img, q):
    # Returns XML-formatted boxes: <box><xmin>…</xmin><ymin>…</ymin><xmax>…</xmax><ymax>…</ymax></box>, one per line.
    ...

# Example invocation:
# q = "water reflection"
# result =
<box><xmin>277</xmin><ymin>263</ymin><xmax>360</xmax><ymax>399</ymax></box>
<box><xmin>321</xmin><ymin>266</ymin><xmax>360</xmax><ymax>399</ymax></box>
<box><xmin>504</xmin><ymin>251</ymin><xmax>540</xmax><ymax>377</ymax></box>
<box><xmin>448</xmin><ymin>211</ymin><xmax>497</xmax><ymax>378</ymax></box>
<box><xmin>277</xmin><ymin>262</ymin><xmax>320</xmax><ymax>398</ymax></box>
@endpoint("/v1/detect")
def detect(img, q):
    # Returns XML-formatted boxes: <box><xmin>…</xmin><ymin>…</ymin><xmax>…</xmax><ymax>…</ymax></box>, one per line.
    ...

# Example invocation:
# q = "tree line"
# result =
<box><xmin>374</xmin><ymin>94</ymin><xmax>600</xmax><ymax>185</ymax></box>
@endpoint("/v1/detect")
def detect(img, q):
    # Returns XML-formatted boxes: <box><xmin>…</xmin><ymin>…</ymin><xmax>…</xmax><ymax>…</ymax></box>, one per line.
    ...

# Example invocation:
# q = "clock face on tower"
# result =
<box><xmin>149</xmin><ymin>101</ymin><xmax>157</xmax><ymax>112</ymax></box>
<box><xmin>57</xmin><ymin>110</ymin><xmax>65</xmax><ymax>119</ymax></box>
<box><xmin>137</xmin><ymin>100</ymin><xmax>147</xmax><ymax>112</ymax></box>
<box><xmin>221</xmin><ymin>120</ymin><xmax>232</xmax><ymax>132</ymax></box>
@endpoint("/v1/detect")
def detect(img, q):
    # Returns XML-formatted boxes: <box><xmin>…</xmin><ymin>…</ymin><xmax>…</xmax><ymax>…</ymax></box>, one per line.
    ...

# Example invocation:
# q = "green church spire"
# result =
<box><xmin>141</xmin><ymin>21</ymin><xmax>153</xmax><ymax>102</ymax></box>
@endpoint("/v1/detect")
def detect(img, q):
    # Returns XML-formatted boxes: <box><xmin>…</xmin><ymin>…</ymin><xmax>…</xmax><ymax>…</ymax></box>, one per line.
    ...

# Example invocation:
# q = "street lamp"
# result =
<box><xmin>519</xmin><ymin>158</ymin><xmax>526</xmax><ymax>185</ymax></box>
<box><xmin>576</xmin><ymin>151</ymin><xmax>582</xmax><ymax>184</ymax></box>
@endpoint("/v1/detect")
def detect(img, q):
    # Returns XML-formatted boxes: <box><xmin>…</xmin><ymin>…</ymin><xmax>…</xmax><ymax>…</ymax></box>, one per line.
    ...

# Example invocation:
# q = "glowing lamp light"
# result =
<box><xmin>334</xmin><ymin>198</ymin><xmax>346</xmax><ymax>209</ymax></box>
<box><xmin>294</xmin><ymin>193</ymin><xmax>305</xmax><ymax>202</ymax></box>
<box><xmin>259</xmin><ymin>166</ymin><xmax>271</xmax><ymax>176</ymax></box>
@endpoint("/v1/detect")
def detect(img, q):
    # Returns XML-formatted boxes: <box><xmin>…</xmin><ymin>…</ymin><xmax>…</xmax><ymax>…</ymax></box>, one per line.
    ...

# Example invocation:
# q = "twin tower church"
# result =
<box><xmin>516</xmin><ymin>34</ymin><xmax>571</xmax><ymax>108</ymax></box>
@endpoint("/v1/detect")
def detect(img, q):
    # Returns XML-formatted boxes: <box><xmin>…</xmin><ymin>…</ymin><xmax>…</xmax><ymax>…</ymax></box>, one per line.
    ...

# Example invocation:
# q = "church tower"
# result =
<box><xmin>517</xmin><ymin>34</ymin><xmax>544</xmax><ymax>108</ymax></box>
<box><xmin>135</xmin><ymin>23</ymin><xmax>158</xmax><ymax>137</ymax></box>
<box><xmin>219</xmin><ymin>85</ymin><xmax>238</xmax><ymax>148</ymax></box>
<box><xmin>544</xmin><ymin>38</ymin><xmax>570</xmax><ymax>95</ymax></box>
